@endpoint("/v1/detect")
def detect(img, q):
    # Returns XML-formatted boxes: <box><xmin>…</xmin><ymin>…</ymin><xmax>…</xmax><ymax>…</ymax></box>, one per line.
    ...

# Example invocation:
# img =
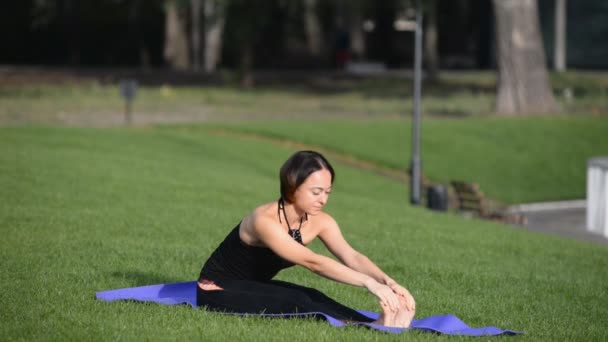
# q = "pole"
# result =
<box><xmin>554</xmin><ymin>0</ymin><xmax>566</xmax><ymax>71</ymax></box>
<box><xmin>410</xmin><ymin>0</ymin><xmax>423</xmax><ymax>205</ymax></box>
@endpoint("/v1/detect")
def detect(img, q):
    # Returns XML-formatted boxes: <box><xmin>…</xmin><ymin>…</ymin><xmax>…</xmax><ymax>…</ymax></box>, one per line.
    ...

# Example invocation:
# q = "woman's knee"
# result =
<box><xmin>289</xmin><ymin>284</ymin><xmax>331</xmax><ymax>302</ymax></box>
<box><xmin>288</xmin><ymin>291</ymin><xmax>314</xmax><ymax>305</ymax></box>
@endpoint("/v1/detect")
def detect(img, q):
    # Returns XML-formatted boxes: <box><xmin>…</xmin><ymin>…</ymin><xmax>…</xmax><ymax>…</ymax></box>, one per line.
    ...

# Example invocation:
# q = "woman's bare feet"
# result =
<box><xmin>197</xmin><ymin>279</ymin><xmax>223</xmax><ymax>291</ymax></box>
<box><xmin>373</xmin><ymin>297</ymin><xmax>415</xmax><ymax>328</ymax></box>
<box><xmin>373</xmin><ymin>301</ymin><xmax>396</xmax><ymax>326</ymax></box>
<box><xmin>394</xmin><ymin>295</ymin><xmax>415</xmax><ymax>328</ymax></box>
<box><xmin>394</xmin><ymin>306</ymin><xmax>415</xmax><ymax>328</ymax></box>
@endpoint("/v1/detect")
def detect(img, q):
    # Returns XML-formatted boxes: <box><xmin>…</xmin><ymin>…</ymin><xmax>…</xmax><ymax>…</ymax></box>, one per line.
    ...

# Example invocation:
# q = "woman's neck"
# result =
<box><xmin>281</xmin><ymin>200</ymin><xmax>306</xmax><ymax>226</ymax></box>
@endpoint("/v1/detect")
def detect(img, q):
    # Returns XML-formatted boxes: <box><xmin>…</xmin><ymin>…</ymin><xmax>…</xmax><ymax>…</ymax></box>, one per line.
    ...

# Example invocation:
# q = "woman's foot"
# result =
<box><xmin>394</xmin><ymin>306</ymin><xmax>415</xmax><ymax>328</ymax></box>
<box><xmin>197</xmin><ymin>279</ymin><xmax>223</xmax><ymax>291</ymax></box>
<box><xmin>394</xmin><ymin>295</ymin><xmax>415</xmax><ymax>328</ymax></box>
<box><xmin>374</xmin><ymin>297</ymin><xmax>415</xmax><ymax>328</ymax></box>
<box><xmin>373</xmin><ymin>301</ymin><xmax>396</xmax><ymax>327</ymax></box>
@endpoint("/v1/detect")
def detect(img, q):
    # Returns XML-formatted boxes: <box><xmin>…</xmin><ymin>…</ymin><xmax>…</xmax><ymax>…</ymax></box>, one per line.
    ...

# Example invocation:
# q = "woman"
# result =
<box><xmin>197</xmin><ymin>151</ymin><xmax>415</xmax><ymax>327</ymax></box>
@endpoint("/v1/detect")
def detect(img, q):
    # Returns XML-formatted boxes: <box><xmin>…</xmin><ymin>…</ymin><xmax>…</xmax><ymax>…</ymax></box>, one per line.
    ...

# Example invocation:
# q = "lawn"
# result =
<box><xmin>206</xmin><ymin>116</ymin><xmax>608</xmax><ymax>204</ymax></box>
<box><xmin>1</xmin><ymin>125</ymin><xmax>607</xmax><ymax>341</ymax></box>
<box><xmin>1</xmin><ymin>70</ymin><xmax>606</xmax><ymax>125</ymax></box>
<box><xmin>2</xmin><ymin>69</ymin><xmax>606</xmax><ymax>204</ymax></box>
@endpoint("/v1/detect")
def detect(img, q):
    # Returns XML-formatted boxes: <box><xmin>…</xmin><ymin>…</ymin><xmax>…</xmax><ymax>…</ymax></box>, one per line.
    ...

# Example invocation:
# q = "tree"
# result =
<box><xmin>191</xmin><ymin>0</ymin><xmax>202</xmax><ymax>71</ymax></box>
<box><xmin>303</xmin><ymin>0</ymin><xmax>323</xmax><ymax>57</ymax></box>
<box><xmin>492</xmin><ymin>0</ymin><xmax>558</xmax><ymax>114</ymax></box>
<box><xmin>203</xmin><ymin>0</ymin><xmax>225</xmax><ymax>73</ymax></box>
<box><xmin>424</xmin><ymin>0</ymin><xmax>439</xmax><ymax>81</ymax></box>
<box><xmin>342</xmin><ymin>0</ymin><xmax>368</xmax><ymax>61</ymax></box>
<box><xmin>163</xmin><ymin>0</ymin><xmax>190</xmax><ymax>70</ymax></box>
<box><xmin>224</xmin><ymin>0</ymin><xmax>274</xmax><ymax>86</ymax></box>
<box><xmin>127</xmin><ymin>0</ymin><xmax>151</xmax><ymax>69</ymax></box>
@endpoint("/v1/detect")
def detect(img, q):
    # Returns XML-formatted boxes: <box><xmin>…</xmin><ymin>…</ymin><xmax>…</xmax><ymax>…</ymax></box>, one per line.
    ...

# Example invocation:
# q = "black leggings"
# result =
<box><xmin>196</xmin><ymin>278</ymin><xmax>375</xmax><ymax>323</ymax></box>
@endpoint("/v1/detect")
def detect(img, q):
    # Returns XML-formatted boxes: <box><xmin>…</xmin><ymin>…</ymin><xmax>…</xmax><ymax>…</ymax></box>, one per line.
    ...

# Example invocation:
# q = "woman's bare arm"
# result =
<box><xmin>318</xmin><ymin>216</ymin><xmax>416</xmax><ymax>310</ymax></box>
<box><xmin>253</xmin><ymin>215</ymin><xmax>401</xmax><ymax>311</ymax></box>
<box><xmin>317</xmin><ymin>216</ymin><xmax>394</xmax><ymax>283</ymax></box>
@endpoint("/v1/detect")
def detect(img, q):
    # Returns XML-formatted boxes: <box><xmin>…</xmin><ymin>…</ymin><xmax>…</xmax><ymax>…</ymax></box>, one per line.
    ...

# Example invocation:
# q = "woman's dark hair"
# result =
<box><xmin>280</xmin><ymin>151</ymin><xmax>335</xmax><ymax>203</ymax></box>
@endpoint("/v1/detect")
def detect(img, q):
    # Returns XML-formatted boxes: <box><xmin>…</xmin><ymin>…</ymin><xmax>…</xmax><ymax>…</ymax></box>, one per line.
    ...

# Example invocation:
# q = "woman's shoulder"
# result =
<box><xmin>242</xmin><ymin>201</ymin><xmax>277</xmax><ymax>228</ymax></box>
<box><xmin>308</xmin><ymin>210</ymin><xmax>339</xmax><ymax>232</ymax></box>
<box><xmin>252</xmin><ymin>201</ymin><xmax>277</xmax><ymax>220</ymax></box>
<box><xmin>239</xmin><ymin>201</ymin><xmax>278</xmax><ymax>245</ymax></box>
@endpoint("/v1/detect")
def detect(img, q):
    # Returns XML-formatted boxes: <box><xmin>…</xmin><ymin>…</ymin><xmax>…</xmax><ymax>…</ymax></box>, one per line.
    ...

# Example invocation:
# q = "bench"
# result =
<box><xmin>449</xmin><ymin>180</ymin><xmax>527</xmax><ymax>225</ymax></box>
<box><xmin>450</xmin><ymin>181</ymin><xmax>489</xmax><ymax>217</ymax></box>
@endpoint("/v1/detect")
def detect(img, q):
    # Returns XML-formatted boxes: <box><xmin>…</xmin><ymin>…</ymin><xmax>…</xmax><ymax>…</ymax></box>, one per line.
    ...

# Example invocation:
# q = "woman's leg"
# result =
<box><xmin>267</xmin><ymin>280</ymin><xmax>414</xmax><ymax>327</ymax></box>
<box><xmin>197</xmin><ymin>279</ymin><xmax>374</xmax><ymax>323</ymax></box>
<box><xmin>266</xmin><ymin>280</ymin><xmax>375</xmax><ymax>323</ymax></box>
<box><xmin>197</xmin><ymin>278</ymin><xmax>329</xmax><ymax>315</ymax></box>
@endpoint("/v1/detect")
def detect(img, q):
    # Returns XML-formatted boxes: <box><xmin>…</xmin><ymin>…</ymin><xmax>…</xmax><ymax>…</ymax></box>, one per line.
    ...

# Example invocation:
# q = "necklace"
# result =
<box><xmin>278</xmin><ymin>198</ymin><xmax>306</xmax><ymax>244</ymax></box>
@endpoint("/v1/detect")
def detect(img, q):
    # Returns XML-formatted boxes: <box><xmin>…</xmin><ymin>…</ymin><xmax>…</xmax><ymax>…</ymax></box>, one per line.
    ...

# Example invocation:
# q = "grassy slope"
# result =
<box><xmin>211</xmin><ymin>117</ymin><xmax>608</xmax><ymax>204</ymax></box>
<box><xmin>1</xmin><ymin>126</ymin><xmax>607</xmax><ymax>341</ymax></box>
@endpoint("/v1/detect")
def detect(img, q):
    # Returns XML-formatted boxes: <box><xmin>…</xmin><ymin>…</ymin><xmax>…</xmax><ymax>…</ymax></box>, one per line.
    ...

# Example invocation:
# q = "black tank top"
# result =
<box><xmin>199</xmin><ymin>223</ymin><xmax>296</xmax><ymax>281</ymax></box>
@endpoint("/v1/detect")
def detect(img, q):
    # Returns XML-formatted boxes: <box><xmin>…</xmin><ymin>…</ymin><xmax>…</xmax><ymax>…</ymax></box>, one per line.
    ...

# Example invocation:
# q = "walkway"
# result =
<box><xmin>509</xmin><ymin>200</ymin><xmax>608</xmax><ymax>245</ymax></box>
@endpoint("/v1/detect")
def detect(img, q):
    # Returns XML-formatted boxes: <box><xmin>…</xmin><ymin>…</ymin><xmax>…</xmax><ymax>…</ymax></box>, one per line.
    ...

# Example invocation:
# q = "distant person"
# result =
<box><xmin>196</xmin><ymin>151</ymin><xmax>415</xmax><ymax>327</ymax></box>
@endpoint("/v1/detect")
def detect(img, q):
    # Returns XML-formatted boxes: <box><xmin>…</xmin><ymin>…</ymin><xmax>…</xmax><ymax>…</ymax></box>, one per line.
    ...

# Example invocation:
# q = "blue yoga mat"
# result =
<box><xmin>95</xmin><ymin>281</ymin><xmax>521</xmax><ymax>336</ymax></box>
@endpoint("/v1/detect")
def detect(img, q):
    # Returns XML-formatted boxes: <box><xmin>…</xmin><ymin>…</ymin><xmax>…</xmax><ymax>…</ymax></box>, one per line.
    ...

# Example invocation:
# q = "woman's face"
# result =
<box><xmin>293</xmin><ymin>168</ymin><xmax>333</xmax><ymax>215</ymax></box>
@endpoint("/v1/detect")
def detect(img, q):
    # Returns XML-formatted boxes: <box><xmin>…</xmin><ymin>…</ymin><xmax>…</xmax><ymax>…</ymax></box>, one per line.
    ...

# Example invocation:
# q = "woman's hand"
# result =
<box><xmin>364</xmin><ymin>278</ymin><xmax>401</xmax><ymax>312</ymax></box>
<box><xmin>387</xmin><ymin>282</ymin><xmax>416</xmax><ymax>311</ymax></box>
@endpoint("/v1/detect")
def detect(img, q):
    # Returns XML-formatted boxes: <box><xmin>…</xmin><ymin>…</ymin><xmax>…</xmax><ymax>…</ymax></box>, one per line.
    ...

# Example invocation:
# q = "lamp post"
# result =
<box><xmin>410</xmin><ymin>0</ymin><xmax>423</xmax><ymax>205</ymax></box>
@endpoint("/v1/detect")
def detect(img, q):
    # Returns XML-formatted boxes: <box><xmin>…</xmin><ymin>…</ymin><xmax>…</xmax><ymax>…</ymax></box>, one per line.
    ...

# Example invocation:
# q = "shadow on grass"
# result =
<box><xmin>111</xmin><ymin>270</ymin><xmax>186</xmax><ymax>287</ymax></box>
<box><xmin>252</xmin><ymin>75</ymin><xmax>496</xmax><ymax>100</ymax></box>
<box><xmin>429</xmin><ymin>109</ymin><xmax>473</xmax><ymax>118</ymax></box>
<box><xmin>0</xmin><ymin>66</ymin><xmax>496</xmax><ymax>100</ymax></box>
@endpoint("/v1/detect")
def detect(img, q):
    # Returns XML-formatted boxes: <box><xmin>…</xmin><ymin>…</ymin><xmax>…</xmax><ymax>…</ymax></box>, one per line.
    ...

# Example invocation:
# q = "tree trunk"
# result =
<box><xmin>163</xmin><ymin>0</ymin><xmax>190</xmax><ymax>70</ymax></box>
<box><xmin>203</xmin><ymin>0</ymin><xmax>225</xmax><ymax>73</ymax></box>
<box><xmin>240</xmin><ymin>43</ymin><xmax>254</xmax><ymax>87</ymax></box>
<box><xmin>492</xmin><ymin>0</ymin><xmax>558</xmax><ymax>114</ymax></box>
<box><xmin>424</xmin><ymin>0</ymin><xmax>439</xmax><ymax>81</ymax></box>
<box><xmin>348</xmin><ymin>8</ymin><xmax>365</xmax><ymax>61</ymax></box>
<box><xmin>554</xmin><ymin>0</ymin><xmax>566</xmax><ymax>71</ymax></box>
<box><xmin>127</xmin><ymin>0</ymin><xmax>149</xmax><ymax>69</ymax></box>
<box><xmin>303</xmin><ymin>0</ymin><xmax>322</xmax><ymax>57</ymax></box>
<box><xmin>191</xmin><ymin>0</ymin><xmax>202</xmax><ymax>72</ymax></box>
<box><xmin>60</xmin><ymin>0</ymin><xmax>80</xmax><ymax>65</ymax></box>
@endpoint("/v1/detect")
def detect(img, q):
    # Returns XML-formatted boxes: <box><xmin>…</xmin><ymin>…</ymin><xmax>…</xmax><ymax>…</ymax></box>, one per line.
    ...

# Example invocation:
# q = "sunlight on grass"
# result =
<box><xmin>1</xmin><ymin>71</ymin><xmax>606</xmax><ymax>125</ymax></box>
<box><xmin>1</xmin><ymin>126</ymin><xmax>607</xmax><ymax>340</ymax></box>
<box><xmin>210</xmin><ymin>116</ymin><xmax>608</xmax><ymax>204</ymax></box>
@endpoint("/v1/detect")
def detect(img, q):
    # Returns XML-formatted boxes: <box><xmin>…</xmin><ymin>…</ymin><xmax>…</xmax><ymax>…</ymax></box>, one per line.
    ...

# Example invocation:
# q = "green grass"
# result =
<box><xmin>1</xmin><ymin>71</ymin><xmax>607</xmax><ymax>124</ymax></box>
<box><xmin>2</xmin><ymin>70</ymin><xmax>606</xmax><ymax>203</ymax></box>
<box><xmin>1</xmin><ymin>125</ymin><xmax>607</xmax><ymax>341</ymax></box>
<box><xmin>208</xmin><ymin>116</ymin><xmax>608</xmax><ymax>204</ymax></box>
